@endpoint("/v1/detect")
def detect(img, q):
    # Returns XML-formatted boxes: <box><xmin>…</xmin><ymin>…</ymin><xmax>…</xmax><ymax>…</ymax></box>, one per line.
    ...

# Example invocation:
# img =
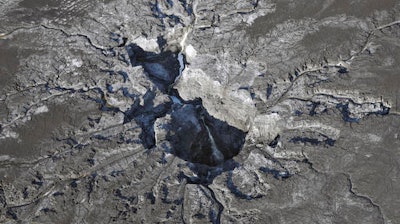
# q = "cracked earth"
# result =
<box><xmin>1</xmin><ymin>0</ymin><xmax>400</xmax><ymax>223</ymax></box>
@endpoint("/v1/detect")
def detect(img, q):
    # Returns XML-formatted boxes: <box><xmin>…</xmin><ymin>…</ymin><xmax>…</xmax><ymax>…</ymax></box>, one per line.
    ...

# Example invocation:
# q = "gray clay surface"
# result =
<box><xmin>0</xmin><ymin>0</ymin><xmax>400</xmax><ymax>223</ymax></box>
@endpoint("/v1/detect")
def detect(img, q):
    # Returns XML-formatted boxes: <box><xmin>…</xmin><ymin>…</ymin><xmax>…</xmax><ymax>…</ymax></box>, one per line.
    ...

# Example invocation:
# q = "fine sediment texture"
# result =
<box><xmin>1</xmin><ymin>0</ymin><xmax>400</xmax><ymax>223</ymax></box>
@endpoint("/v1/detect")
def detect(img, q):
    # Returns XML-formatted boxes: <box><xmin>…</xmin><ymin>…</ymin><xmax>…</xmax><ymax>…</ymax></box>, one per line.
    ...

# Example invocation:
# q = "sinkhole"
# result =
<box><xmin>125</xmin><ymin>43</ymin><xmax>247</xmax><ymax>167</ymax></box>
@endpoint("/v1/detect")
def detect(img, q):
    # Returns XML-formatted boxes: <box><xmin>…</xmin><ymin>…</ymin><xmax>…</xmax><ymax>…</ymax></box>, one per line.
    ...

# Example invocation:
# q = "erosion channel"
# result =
<box><xmin>124</xmin><ymin>43</ymin><xmax>247</xmax><ymax>172</ymax></box>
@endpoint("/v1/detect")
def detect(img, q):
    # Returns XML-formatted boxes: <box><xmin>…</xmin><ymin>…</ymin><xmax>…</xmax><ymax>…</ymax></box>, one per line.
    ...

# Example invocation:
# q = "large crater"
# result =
<box><xmin>125</xmin><ymin>43</ymin><xmax>247</xmax><ymax>167</ymax></box>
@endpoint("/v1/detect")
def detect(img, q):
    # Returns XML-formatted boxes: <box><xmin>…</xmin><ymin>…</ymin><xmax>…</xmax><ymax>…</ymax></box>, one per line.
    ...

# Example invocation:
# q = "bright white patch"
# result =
<box><xmin>246</xmin><ymin>151</ymin><xmax>273</xmax><ymax>168</ymax></box>
<box><xmin>184</xmin><ymin>44</ymin><xmax>197</xmax><ymax>62</ymax></box>
<box><xmin>245</xmin><ymin>12</ymin><xmax>265</xmax><ymax>25</ymax></box>
<box><xmin>252</xmin><ymin>113</ymin><xmax>282</xmax><ymax>140</ymax></box>
<box><xmin>236</xmin><ymin>89</ymin><xmax>254</xmax><ymax>104</ymax></box>
<box><xmin>367</xmin><ymin>134</ymin><xmax>382</xmax><ymax>142</ymax></box>
<box><xmin>71</xmin><ymin>59</ymin><xmax>83</xmax><ymax>68</ymax></box>
<box><xmin>178</xmin><ymin>53</ymin><xmax>184</xmax><ymax>75</ymax></box>
<box><xmin>106</xmin><ymin>96</ymin><xmax>131</xmax><ymax>111</ymax></box>
<box><xmin>179</xmin><ymin>28</ymin><xmax>190</xmax><ymax>48</ymax></box>
<box><xmin>34</xmin><ymin>105</ymin><xmax>49</xmax><ymax>115</ymax></box>
<box><xmin>133</xmin><ymin>36</ymin><xmax>159</xmax><ymax>52</ymax></box>
<box><xmin>286</xmin><ymin>118</ymin><xmax>341</xmax><ymax>139</ymax></box>
<box><xmin>0</xmin><ymin>130</ymin><xmax>19</xmax><ymax>139</ymax></box>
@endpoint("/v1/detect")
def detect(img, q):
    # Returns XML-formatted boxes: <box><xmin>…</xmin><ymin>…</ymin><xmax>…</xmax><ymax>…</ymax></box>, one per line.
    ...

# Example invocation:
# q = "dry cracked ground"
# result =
<box><xmin>0</xmin><ymin>0</ymin><xmax>400</xmax><ymax>223</ymax></box>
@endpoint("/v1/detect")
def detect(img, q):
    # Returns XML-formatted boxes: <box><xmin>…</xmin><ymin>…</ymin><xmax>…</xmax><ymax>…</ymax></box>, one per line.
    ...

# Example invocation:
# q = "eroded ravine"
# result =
<box><xmin>125</xmin><ymin>42</ymin><xmax>247</xmax><ymax>169</ymax></box>
<box><xmin>1</xmin><ymin>0</ymin><xmax>399</xmax><ymax>223</ymax></box>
